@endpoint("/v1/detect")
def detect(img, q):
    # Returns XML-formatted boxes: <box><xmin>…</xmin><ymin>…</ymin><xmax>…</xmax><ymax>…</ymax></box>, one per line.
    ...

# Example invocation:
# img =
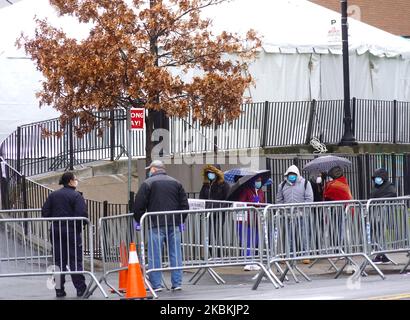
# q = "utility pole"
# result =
<box><xmin>339</xmin><ymin>0</ymin><xmax>357</xmax><ymax>146</ymax></box>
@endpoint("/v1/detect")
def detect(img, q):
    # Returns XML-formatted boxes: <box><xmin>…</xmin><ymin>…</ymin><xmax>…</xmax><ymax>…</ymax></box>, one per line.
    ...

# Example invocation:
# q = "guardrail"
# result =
<box><xmin>0</xmin><ymin>211</ymin><xmax>107</xmax><ymax>298</ymax></box>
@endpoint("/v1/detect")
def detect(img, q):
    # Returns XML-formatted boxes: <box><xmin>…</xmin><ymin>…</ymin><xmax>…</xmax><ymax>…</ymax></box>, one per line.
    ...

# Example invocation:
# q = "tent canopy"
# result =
<box><xmin>201</xmin><ymin>0</ymin><xmax>410</xmax><ymax>58</ymax></box>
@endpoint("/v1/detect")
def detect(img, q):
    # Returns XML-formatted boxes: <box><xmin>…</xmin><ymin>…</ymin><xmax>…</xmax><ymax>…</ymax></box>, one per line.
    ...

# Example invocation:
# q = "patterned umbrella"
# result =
<box><xmin>224</xmin><ymin>168</ymin><xmax>258</xmax><ymax>184</ymax></box>
<box><xmin>224</xmin><ymin>168</ymin><xmax>271</xmax><ymax>200</ymax></box>
<box><xmin>303</xmin><ymin>155</ymin><xmax>352</xmax><ymax>173</ymax></box>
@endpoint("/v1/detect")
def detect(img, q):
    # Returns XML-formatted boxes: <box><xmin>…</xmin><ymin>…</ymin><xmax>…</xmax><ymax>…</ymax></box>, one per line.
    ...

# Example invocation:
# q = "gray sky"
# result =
<box><xmin>0</xmin><ymin>0</ymin><xmax>22</xmax><ymax>9</ymax></box>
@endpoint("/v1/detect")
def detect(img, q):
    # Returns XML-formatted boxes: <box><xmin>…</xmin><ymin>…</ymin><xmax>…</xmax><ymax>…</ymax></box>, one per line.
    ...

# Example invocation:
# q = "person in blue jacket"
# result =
<box><xmin>42</xmin><ymin>172</ymin><xmax>88</xmax><ymax>298</ymax></box>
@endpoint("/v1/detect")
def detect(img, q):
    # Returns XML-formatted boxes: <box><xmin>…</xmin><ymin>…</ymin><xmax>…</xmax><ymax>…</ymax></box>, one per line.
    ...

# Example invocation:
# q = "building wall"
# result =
<box><xmin>310</xmin><ymin>0</ymin><xmax>410</xmax><ymax>37</ymax></box>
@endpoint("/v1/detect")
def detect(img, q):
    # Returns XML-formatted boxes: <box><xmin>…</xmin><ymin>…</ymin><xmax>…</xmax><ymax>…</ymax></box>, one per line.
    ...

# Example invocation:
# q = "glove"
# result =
<box><xmin>179</xmin><ymin>223</ymin><xmax>185</xmax><ymax>232</ymax></box>
<box><xmin>134</xmin><ymin>221</ymin><xmax>141</xmax><ymax>231</ymax></box>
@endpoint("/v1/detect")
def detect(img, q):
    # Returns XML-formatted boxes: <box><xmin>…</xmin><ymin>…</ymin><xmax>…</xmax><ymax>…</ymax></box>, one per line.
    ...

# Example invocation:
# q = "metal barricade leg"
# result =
<box><xmin>400</xmin><ymin>253</ymin><xmax>410</xmax><ymax>274</ymax></box>
<box><xmin>251</xmin><ymin>263</ymin><xmax>281</xmax><ymax>290</ymax></box>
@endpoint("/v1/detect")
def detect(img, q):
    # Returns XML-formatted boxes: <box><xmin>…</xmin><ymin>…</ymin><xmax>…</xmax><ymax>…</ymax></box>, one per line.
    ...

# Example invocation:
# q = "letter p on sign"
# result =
<box><xmin>130</xmin><ymin>108</ymin><xmax>145</xmax><ymax>130</ymax></box>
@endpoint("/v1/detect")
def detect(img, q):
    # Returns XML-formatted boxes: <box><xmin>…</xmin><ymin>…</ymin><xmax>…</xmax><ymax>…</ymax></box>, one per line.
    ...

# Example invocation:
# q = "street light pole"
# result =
<box><xmin>339</xmin><ymin>0</ymin><xmax>357</xmax><ymax>146</ymax></box>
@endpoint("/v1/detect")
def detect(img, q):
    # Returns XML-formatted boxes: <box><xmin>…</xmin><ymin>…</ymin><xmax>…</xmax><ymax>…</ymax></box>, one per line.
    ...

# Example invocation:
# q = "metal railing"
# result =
<box><xmin>266</xmin><ymin>153</ymin><xmax>410</xmax><ymax>203</ymax></box>
<box><xmin>0</xmin><ymin>211</ymin><xmax>107</xmax><ymax>298</ymax></box>
<box><xmin>2</xmin><ymin>99</ymin><xmax>410</xmax><ymax>178</ymax></box>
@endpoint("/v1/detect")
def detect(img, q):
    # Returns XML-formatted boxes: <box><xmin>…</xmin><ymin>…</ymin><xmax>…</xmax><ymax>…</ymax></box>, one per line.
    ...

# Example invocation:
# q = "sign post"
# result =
<box><xmin>128</xmin><ymin>108</ymin><xmax>145</xmax><ymax>205</ymax></box>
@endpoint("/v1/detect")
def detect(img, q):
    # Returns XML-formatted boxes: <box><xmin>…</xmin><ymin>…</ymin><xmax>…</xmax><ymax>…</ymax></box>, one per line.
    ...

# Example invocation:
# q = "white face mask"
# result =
<box><xmin>316</xmin><ymin>177</ymin><xmax>322</xmax><ymax>184</ymax></box>
<box><xmin>328</xmin><ymin>177</ymin><xmax>333</xmax><ymax>182</ymax></box>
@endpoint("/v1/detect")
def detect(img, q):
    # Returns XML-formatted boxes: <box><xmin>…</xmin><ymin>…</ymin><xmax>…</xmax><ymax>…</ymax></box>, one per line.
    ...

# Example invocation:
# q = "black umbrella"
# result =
<box><xmin>226</xmin><ymin>169</ymin><xmax>271</xmax><ymax>201</ymax></box>
<box><xmin>303</xmin><ymin>155</ymin><xmax>352</xmax><ymax>173</ymax></box>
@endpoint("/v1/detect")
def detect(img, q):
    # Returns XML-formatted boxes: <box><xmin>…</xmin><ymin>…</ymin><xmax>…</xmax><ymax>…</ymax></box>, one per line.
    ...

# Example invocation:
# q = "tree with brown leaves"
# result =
<box><xmin>18</xmin><ymin>0</ymin><xmax>261</xmax><ymax>165</ymax></box>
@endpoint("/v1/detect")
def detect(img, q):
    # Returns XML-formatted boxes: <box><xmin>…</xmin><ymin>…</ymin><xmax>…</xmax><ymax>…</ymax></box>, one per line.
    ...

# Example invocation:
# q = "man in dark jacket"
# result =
<box><xmin>133</xmin><ymin>160</ymin><xmax>189</xmax><ymax>292</ymax></box>
<box><xmin>370</xmin><ymin>168</ymin><xmax>397</xmax><ymax>264</ymax></box>
<box><xmin>42</xmin><ymin>172</ymin><xmax>87</xmax><ymax>298</ymax></box>
<box><xmin>370</xmin><ymin>168</ymin><xmax>397</xmax><ymax>199</ymax></box>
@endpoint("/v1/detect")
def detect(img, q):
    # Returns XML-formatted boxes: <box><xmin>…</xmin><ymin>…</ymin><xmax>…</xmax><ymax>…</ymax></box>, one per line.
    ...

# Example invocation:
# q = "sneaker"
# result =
<box><xmin>243</xmin><ymin>265</ymin><xmax>252</xmax><ymax>271</ymax></box>
<box><xmin>55</xmin><ymin>289</ymin><xmax>66</xmax><ymax>298</ymax></box>
<box><xmin>77</xmin><ymin>287</ymin><xmax>87</xmax><ymax>297</ymax></box>
<box><xmin>249</xmin><ymin>264</ymin><xmax>261</xmax><ymax>271</ymax></box>
<box><xmin>380</xmin><ymin>255</ymin><xmax>392</xmax><ymax>264</ymax></box>
<box><xmin>153</xmin><ymin>287</ymin><xmax>164</xmax><ymax>293</ymax></box>
<box><xmin>171</xmin><ymin>286</ymin><xmax>182</xmax><ymax>292</ymax></box>
<box><xmin>345</xmin><ymin>264</ymin><xmax>357</xmax><ymax>274</ymax></box>
<box><xmin>372</xmin><ymin>255</ymin><xmax>383</xmax><ymax>265</ymax></box>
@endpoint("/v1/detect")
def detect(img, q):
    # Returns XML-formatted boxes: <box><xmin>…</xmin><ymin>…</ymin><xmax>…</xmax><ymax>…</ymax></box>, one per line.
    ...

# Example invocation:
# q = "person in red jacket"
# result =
<box><xmin>237</xmin><ymin>177</ymin><xmax>265</xmax><ymax>271</ymax></box>
<box><xmin>323</xmin><ymin>166</ymin><xmax>356</xmax><ymax>274</ymax></box>
<box><xmin>323</xmin><ymin>166</ymin><xmax>353</xmax><ymax>201</ymax></box>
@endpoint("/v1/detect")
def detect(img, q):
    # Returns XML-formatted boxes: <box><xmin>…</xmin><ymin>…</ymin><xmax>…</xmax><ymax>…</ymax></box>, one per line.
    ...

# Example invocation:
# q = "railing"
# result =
<box><xmin>266</xmin><ymin>153</ymin><xmax>410</xmax><ymax>204</ymax></box>
<box><xmin>2</xmin><ymin>99</ymin><xmax>410</xmax><ymax>178</ymax></box>
<box><xmin>0</xmin><ymin>158</ymin><xmax>129</xmax><ymax>258</ymax></box>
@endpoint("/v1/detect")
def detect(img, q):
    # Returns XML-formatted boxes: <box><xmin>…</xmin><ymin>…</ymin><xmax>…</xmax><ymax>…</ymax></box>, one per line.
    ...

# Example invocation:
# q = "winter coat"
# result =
<box><xmin>276</xmin><ymin>165</ymin><xmax>314</xmax><ymax>204</ymax></box>
<box><xmin>370</xmin><ymin>168</ymin><xmax>397</xmax><ymax>198</ymax></box>
<box><xmin>199</xmin><ymin>164</ymin><xmax>230</xmax><ymax>202</ymax></box>
<box><xmin>133</xmin><ymin>170</ymin><xmax>189</xmax><ymax>227</ymax></box>
<box><xmin>42</xmin><ymin>186</ymin><xmax>87</xmax><ymax>232</ymax></box>
<box><xmin>237</xmin><ymin>187</ymin><xmax>265</xmax><ymax>204</ymax></box>
<box><xmin>323</xmin><ymin>176</ymin><xmax>353</xmax><ymax>201</ymax></box>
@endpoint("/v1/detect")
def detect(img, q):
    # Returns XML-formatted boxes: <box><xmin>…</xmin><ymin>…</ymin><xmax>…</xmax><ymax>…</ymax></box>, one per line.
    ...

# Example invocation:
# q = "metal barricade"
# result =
<box><xmin>254</xmin><ymin>201</ymin><xmax>384</xmax><ymax>288</ymax></box>
<box><xmin>0</xmin><ymin>209</ymin><xmax>107</xmax><ymax>298</ymax></box>
<box><xmin>86</xmin><ymin>213</ymin><xmax>140</xmax><ymax>297</ymax></box>
<box><xmin>362</xmin><ymin>196</ymin><xmax>410</xmax><ymax>274</ymax></box>
<box><xmin>140</xmin><ymin>207</ymin><xmax>282</xmax><ymax>291</ymax></box>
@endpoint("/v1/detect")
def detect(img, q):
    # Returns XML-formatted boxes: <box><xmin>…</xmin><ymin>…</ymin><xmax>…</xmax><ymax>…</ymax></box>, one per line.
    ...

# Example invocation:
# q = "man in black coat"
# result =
<box><xmin>133</xmin><ymin>160</ymin><xmax>189</xmax><ymax>292</ymax></box>
<box><xmin>42</xmin><ymin>172</ymin><xmax>87</xmax><ymax>298</ymax></box>
<box><xmin>370</xmin><ymin>168</ymin><xmax>397</xmax><ymax>264</ymax></box>
<box><xmin>370</xmin><ymin>168</ymin><xmax>397</xmax><ymax>199</ymax></box>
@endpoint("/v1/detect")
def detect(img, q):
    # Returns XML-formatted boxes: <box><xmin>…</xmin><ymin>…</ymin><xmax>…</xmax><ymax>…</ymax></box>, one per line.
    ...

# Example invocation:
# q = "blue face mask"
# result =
<box><xmin>255</xmin><ymin>181</ymin><xmax>262</xmax><ymax>189</ymax></box>
<box><xmin>287</xmin><ymin>174</ymin><xmax>297</xmax><ymax>183</ymax></box>
<box><xmin>148</xmin><ymin>171</ymin><xmax>153</xmax><ymax>178</ymax></box>
<box><xmin>207</xmin><ymin>172</ymin><xmax>216</xmax><ymax>181</ymax></box>
<box><xmin>375</xmin><ymin>177</ymin><xmax>384</xmax><ymax>186</ymax></box>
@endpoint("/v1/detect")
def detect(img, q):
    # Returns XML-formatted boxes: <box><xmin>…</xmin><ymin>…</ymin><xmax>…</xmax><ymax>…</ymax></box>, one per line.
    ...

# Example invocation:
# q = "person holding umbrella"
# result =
<box><xmin>227</xmin><ymin>170</ymin><xmax>269</xmax><ymax>271</ymax></box>
<box><xmin>323</xmin><ymin>166</ymin><xmax>353</xmax><ymax>202</ymax></box>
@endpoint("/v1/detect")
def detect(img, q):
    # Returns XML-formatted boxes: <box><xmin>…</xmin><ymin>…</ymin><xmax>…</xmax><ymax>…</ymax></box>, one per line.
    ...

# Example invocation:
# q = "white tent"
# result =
<box><xmin>2</xmin><ymin>0</ymin><xmax>410</xmax><ymax>142</ymax></box>
<box><xmin>201</xmin><ymin>0</ymin><xmax>410</xmax><ymax>102</ymax></box>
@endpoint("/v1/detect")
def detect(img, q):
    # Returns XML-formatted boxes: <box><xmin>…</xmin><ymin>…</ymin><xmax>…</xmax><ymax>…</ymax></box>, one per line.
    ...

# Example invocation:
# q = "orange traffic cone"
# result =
<box><xmin>119</xmin><ymin>241</ymin><xmax>129</xmax><ymax>293</ymax></box>
<box><xmin>124</xmin><ymin>242</ymin><xmax>147</xmax><ymax>299</ymax></box>
<box><xmin>110</xmin><ymin>241</ymin><xmax>128</xmax><ymax>294</ymax></box>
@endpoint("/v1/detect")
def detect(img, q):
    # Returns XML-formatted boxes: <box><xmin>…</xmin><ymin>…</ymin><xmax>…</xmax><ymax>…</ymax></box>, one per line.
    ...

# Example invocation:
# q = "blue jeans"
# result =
<box><xmin>237</xmin><ymin>223</ymin><xmax>259</xmax><ymax>257</ymax></box>
<box><xmin>148</xmin><ymin>226</ymin><xmax>182</xmax><ymax>289</ymax></box>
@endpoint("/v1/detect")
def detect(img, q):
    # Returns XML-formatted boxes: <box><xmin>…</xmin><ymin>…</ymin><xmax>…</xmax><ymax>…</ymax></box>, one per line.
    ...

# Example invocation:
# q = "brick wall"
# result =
<box><xmin>310</xmin><ymin>0</ymin><xmax>410</xmax><ymax>37</ymax></box>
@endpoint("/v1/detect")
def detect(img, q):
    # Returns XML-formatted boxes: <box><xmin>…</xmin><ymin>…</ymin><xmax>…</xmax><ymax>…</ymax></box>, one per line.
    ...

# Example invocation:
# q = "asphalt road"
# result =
<box><xmin>1</xmin><ymin>259</ymin><xmax>410</xmax><ymax>300</ymax></box>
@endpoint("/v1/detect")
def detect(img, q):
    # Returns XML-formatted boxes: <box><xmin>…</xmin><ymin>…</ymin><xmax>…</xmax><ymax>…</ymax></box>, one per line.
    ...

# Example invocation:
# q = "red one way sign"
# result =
<box><xmin>130</xmin><ymin>108</ymin><xmax>145</xmax><ymax>130</ymax></box>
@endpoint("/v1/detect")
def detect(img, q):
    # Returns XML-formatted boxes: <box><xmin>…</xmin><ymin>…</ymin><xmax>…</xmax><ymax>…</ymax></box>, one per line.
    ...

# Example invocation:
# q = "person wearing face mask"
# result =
<box><xmin>237</xmin><ymin>176</ymin><xmax>266</xmax><ymax>271</ymax></box>
<box><xmin>309</xmin><ymin>172</ymin><xmax>326</xmax><ymax>202</ymax></box>
<box><xmin>199</xmin><ymin>164</ymin><xmax>230</xmax><ymax>204</ymax></box>
<box><xmin>370</xmin><ymin>168</ymin><xmax>397</xmax><ymax>264</ymax></box>
<box><xmin>370</xmin><ymin>168</ymin><xmax>397</xmax><ymax>199</ymax></box>
<box><xmin>276</xmin><ymin>165</ymin><xmax>314</xmax><ymax>264</ymax></box>
<box><xmin>323</xmin><ymin>166</ymin><xmax>353</xmax><ymax>202</ymax></box>
<box><xmin>42</xmin><ymin>172</ymin><xmax>88</xmax><ymax>298</ymax></box>
<box><xmin>199</xmin><ymin>164</ymin><xmax>231</xmax><ymax>258</ymax></box>
<box><xmin>276</xmin><ymin>165</ymin><xmax>314</xmax><ymax>205</ymax></box>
